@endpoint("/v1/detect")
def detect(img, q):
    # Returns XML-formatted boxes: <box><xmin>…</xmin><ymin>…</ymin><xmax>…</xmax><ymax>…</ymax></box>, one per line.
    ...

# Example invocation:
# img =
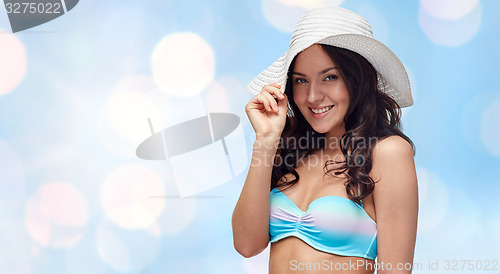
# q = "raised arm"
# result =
<box><xmin>370</xmin><ymin>135</ymin><xmax>419</xmax><ymax>273</ymax></box>
<box><xmin>232</xmin><ymin>136</ymin><xmax>279</xmax><ymax>257</ymax></box>
<box><xmin>232</xmin><ymin>83</ymin><xmax>288</xmax><ymax>258</ymax></box>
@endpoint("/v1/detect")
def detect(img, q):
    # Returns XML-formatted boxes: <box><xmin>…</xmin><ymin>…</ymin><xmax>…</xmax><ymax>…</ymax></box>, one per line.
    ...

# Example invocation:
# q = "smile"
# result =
<box><xmin>309</xmin><ymin>105</ymin><xmax>334</xmax><ymax>114</ymax></box>
<box><xmin>308</xmin><ymin>105</ymin><xmax>334</xmax><ymax>119</ymax></box>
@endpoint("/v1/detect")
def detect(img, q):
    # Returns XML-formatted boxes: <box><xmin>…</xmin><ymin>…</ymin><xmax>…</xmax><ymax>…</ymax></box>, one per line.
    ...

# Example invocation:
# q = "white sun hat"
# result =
<box><xmin>246</xmin><ymin>6</ymin><xmax>413</xmax><ymax>108</ymax></box>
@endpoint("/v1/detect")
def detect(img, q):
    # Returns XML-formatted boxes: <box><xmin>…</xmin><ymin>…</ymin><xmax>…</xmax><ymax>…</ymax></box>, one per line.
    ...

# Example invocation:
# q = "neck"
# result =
<box><xmin>322</xmin><ymin>126</ymin><xmax>346</xmax><ymax>156</ymax></box>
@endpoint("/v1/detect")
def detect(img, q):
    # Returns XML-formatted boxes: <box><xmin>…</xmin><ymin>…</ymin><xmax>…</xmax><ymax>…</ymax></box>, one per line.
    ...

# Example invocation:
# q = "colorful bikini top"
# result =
<box><xmin>269</xmin><ymin>185</ymin><xmax>377</xmax><ymax>260</ymax></box>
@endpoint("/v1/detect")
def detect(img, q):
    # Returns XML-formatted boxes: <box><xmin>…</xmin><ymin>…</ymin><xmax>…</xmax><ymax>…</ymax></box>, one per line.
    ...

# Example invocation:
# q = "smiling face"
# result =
<box><xmin>291</xmin><ymin>44</ymin><xmax>350</xmax><ymax>136</ymax></box>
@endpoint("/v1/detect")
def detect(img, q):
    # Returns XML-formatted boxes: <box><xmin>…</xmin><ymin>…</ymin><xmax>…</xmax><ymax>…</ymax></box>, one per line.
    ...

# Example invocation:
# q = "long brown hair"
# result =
<box><xmin>271</xmin><ymin>44</ymin><xmax>416</xmax><ymax>205</ymax></box>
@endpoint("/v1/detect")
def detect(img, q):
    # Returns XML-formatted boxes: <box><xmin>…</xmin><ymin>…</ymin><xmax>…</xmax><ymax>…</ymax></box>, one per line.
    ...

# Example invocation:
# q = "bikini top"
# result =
<box><xmin>269</xmin><ymin>185</ymin><xmax>377</xmax><ymax>260</ymax></box>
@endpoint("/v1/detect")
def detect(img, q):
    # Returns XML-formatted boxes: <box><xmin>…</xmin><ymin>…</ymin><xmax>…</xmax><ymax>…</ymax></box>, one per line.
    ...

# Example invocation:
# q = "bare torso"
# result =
<box><xmin>269</xmin><ymin>150</ymin><xmax>378</xmax><ymax>273</ymax></box>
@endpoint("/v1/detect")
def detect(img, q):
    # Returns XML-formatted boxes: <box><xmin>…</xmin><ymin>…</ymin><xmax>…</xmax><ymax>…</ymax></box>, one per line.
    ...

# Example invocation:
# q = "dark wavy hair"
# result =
<box><xmin>271</xmin><ymin>44</ymin><xmax>416</xmax><ymax>205</ymax></box>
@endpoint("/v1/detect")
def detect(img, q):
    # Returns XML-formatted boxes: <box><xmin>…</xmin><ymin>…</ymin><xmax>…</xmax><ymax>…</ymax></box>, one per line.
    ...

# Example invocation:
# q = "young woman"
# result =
<box><xmin>232</xmin><ymin>7</ymin><xmax>418</xmax><ymax>273</ymax></box>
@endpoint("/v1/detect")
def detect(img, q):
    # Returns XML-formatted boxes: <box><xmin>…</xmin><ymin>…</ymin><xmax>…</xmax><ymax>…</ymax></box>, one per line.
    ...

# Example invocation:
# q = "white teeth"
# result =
<box><xmin>310</xmin><ymin>105</ymin><xmax>333</xmax><ymax>114</ymax></box>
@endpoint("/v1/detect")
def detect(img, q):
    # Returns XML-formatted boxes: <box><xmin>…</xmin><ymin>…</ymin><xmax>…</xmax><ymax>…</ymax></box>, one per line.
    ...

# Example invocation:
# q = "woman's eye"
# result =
<box><xmin>294</xmin><ymin>78</ymin><xmax>307</xmax><ymax>84</ymax></box>
<box><xmin>325</xmin><ymin>75</ymin><xmax>338</xmax><ymax>81</ymax></box>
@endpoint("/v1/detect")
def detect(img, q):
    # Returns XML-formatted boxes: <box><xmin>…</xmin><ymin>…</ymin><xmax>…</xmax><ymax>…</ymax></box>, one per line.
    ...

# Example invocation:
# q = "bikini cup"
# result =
<box><xmin>269</xmin><ymin>187</ymin><xmax>377</xmax><ymax>260</ymax></box>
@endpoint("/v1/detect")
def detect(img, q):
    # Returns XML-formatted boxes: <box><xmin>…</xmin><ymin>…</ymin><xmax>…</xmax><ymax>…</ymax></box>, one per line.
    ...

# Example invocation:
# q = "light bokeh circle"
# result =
<box><xmin>262</xmin><ymin>0</ymin><xmax>344</xmax><ymax>33</ymax></box>
<box><xmin>100</xmin><ymin>164</ymin><xmax>166</xmax><ymax>229</ymax></box>
<box><xmin>151</xmin><ymin>32</ymin><xmax>215</xmax><ymax>96</ymax></box>
<box><xmin>461</xmin><ymin>91</ymin><xmax>500</xmax><ymax>154</ymax></box>
<box><xmin>203</xmin><ymin>81</ymin><xmax>230</xmax><ymax>113</ymax></box>
<box><xmin>262</xmin><ymin>0</ymin><xmax>307</xmax><ymax>33</ymax></box>
<box><xmin>416</xmin><ymin>168</ymin><xmax>449</xmax><ymax>232</ymax></box>
<box><xmin>0</xmin><ymin>30</ymin><xmax>27</xmax><ymax>95</ymax></box>
<box><xmin>480</xmin><ymin>97</ymin><xmax>500</xmax><ymax>156</ymax></box>
<box><xmin>419</xmin><ymin>1</ymin><xmax>482</xmax><ymax>47</ymax></box>
<box><xmin>279</xmin><ymin>0</ymin><xmax>344</xmax><ymax>9</ymax></box>
<box><xmin>105</xmin><ymin>75</ymin><xmax>158</xmax><ymax>142</ymax></box>
<box><xmin>420</xmin><ymin>0</ymin><xmax>479</xmax><ymax>20</ymax></box>
<box><xmin>96</xmin><ymin>224</ymin><xmax>161</xmax><ymax>272</ymax></box>
<box><xmin>25</xmin><ymin>182</ymin><xmax>89</xmax><ymax>248</ymax></box>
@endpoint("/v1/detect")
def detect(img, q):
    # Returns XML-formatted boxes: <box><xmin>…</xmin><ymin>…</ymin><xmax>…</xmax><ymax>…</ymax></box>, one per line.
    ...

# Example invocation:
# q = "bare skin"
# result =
<box><xmin>268</xmin><ymin>149</ymin><xmax>377</xmax><ymax>274</ymax></box>
<box><xmin>233</xmin><ymin>44</ymin><xmax>418</xmax><ymax>273</ymax></box>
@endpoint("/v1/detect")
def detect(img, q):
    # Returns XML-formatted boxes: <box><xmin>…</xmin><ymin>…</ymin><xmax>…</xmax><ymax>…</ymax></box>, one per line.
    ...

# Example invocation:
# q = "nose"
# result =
<box><xmin>307</xmin><ymin>82</ymin><xmax>325</xmax><ymax>103</ymax></box>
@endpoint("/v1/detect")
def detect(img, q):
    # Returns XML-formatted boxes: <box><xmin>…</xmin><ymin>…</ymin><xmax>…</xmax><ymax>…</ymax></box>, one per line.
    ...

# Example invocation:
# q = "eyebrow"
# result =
<box><xmin>292</xmin><ymin>67</ymin><xmax>339</xmax><ymax>76</ymax></box>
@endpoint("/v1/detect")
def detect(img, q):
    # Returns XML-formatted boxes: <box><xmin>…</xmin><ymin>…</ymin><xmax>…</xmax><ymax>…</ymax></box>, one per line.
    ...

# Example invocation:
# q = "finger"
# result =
<box><xmin>270</xmin><ymin>83</ymin><xmax>282</xmax><ymax>90</ymax></box>
<box><xmin>262</xmin><ymin>86</ymin><xmax>285</xmax><ymax>103</ymax></box>
<box><xmin>265</xmin><ymin>84</ymin><xmax>285</xmax><ymax>100</ymax></box>
<box><xmin>253</xmin><ymin>93</ymin><xmax>274</xmax><ymax>112</ymax></box>
<box><xmin>261</xmin><ymin>91</ymin><xmax>279</xmax><ymax>112</ymax></box>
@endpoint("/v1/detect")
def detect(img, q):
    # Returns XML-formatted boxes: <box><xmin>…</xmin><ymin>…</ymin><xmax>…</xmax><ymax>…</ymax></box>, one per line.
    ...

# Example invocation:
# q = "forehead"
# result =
<box><xmin>293</xmin><ymin>44</ymin><xmax>336</xmax><ymax>71</ymax></box>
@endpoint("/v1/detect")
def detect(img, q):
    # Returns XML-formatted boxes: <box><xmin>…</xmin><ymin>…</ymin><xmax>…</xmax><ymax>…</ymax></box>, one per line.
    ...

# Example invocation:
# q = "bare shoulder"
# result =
<box><xmin>370</xmin><ymin>135</ymin><xmax>418</xmax><ymax>264</ymax></box>
<box><xmin>372</xmin><ymin>135</ymin><xmax>414</xmax><ymax>160</ymax></box>
<box><xmin>370</xmin><ymin>135</ymin><xmax>416</xmax><ymax>185</ymax></box>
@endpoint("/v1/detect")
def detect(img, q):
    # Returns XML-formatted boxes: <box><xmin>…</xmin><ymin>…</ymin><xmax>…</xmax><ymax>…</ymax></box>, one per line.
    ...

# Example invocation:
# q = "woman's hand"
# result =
<box><xmin>245</xmin><ymin>83</ymin><xmax>288</xmax><ymax>139</ymax></box>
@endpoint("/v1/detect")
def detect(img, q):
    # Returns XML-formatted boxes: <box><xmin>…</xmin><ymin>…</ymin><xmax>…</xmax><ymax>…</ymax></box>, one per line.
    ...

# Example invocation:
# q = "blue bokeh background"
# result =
<box><xmin>1</xmin><ymin>0</ymin><xmax>499</xmax><ymax>273</ymax></box>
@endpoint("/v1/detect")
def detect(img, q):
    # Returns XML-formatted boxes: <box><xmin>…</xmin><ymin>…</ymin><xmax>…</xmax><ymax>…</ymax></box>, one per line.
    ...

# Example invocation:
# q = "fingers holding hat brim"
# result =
<box><xmin>246</xmin><ymin>54</ymin><xmax>288</xmax><ymax>96</ymax></box>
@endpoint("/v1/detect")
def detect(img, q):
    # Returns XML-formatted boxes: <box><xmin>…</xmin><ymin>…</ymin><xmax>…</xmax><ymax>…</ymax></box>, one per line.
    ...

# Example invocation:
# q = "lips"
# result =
<box><xmin>309</xmin><ymin>105</ymin><xmax>334</xmax><ymax>118</ymax></box>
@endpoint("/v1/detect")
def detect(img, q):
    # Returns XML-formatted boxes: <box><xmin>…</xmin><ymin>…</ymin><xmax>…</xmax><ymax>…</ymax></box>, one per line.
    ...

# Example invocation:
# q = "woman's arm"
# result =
<box><xmin>371</xmin><ymin>135</ymin><xmax>419</xmax><ymax>273</ymax></box>
<box><xmin>231</xmin><ymin>136</ymin><xmax>279</xmax><ymax>258</ymax></box>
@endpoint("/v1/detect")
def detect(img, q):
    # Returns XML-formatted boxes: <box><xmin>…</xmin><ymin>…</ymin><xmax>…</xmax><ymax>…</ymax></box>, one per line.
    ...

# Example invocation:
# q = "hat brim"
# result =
<box><xmin>246</xmin><ymin>34</ymin><xmax>413</xmax><ymax>108</ymax></box>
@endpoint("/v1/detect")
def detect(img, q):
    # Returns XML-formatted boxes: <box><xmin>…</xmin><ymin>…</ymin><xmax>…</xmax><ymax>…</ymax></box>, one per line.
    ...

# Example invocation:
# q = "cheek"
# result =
<box><xmin>292</xmin><ymin>90</ymin><xmax>306</xmax><ymax>105</ymax></box>
<box><xmin>338</xmin><ymin>88</ymin><xmax>350</xmax><ymax>104</ymax></box>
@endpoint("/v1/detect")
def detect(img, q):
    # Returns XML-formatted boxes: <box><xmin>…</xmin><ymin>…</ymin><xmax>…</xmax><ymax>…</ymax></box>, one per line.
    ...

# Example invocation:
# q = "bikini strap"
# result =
<box><xmin>357</xmin><ymin>183</ymin><xmax>364</xmax><ymax>208</ymax></box>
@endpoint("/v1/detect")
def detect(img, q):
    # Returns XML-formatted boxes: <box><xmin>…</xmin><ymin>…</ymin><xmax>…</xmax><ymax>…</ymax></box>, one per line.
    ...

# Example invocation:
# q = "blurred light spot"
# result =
<box><xmin>419</xmin><ymin>1</ymin><xmax>481</xmax><ymax>47</ymax></box>
<box><xmin>96</xmin><ymin>226</ymin><xmax>130</xmax><ymax>272</ymax></box>
<box><xmin>100</xmin><ymin>164</ymin><xmax>165</xmax><ymax>229</ymax></box>
<box><xmin>461</xmin><ymin>91</ymin><xmax>500</xmax><ymax>154</ymax></box>
<box><xmin>25</xmin><ymin>197</ymin><xmax>51</xmax><ymax>246</ymax></box>
<box><xmin>279</xmin><ymin>0</ymin><xmax>343</xmax><ymax>10</ymax></box>
<box><xmin>480</xmin><ymin>97</ymin><xmax>500</xmax><ymax>156</ymax></box>
<box><xmin>25</xmin><ymin>182</ymin><xmax>88</xmax><ymax>248</ymax></box>
<box><xmin>146</xmin><ymin>222</ymin><xmax>162</xmax><ymax>237</ymax></box>
<box><xmin>41</xmin><ymin>182</ymin><xmax>89</xmax><ymax>226</ymax></box>
<box><xmin>420</xmin><ymin>0</ymin><xmax>478</xmax><ymax>20</ymax></box>
<box><xmin>96</xmin><ymin>224</ymin><xmax>161</xmax><ymax>272</ymax></box>
<box><xmin>151</xmin><ymin>32</ymin><xmax>215</xmax><ymax>96</ymax></box>
<box><xmin>65</xmin><ymin>238</ymin><xmax>106</xmax><ymax>274</ymax></box>
<box><xmin>262</xmin><ymin>0</ymin><xmax>344</xmax><ymax>32</ymax></box>
<box><xmin>0</xmin><ymin>140</ymin><xmax>25</xmax><ymax>219</ymax></box>
<box><xmin>0</xmin><ymin>31</ymin><xmax>27</xmax><ymax>95</ymax></box>
<box><xmin>97</xmin><ymin>76</ymin><xmax>159</xmax><ymax>157</ymax></box>
<box><xmin>144</xmin><ymin>88</ymin><xmax>207</xmax><ymax>132</ymax></box>
<box><xmin>244</xmin><ymin>245</ymin><xmax>270</xmax><ymax>274</ymax></box>
<box><xmin>262</xmin><ymin>0</ymin><xmax>306</xmax><ymax>33</ymax></box>
<box><xmin>105</xmin><ymin>75</ymin><xmax>158</xmax><ymax>142</ymax></box>
<box><xmin>417</xmin><ymin>168</ymin><xmax>449</xmax><ymax>232</ymax></box>
<box><xmin>216</xmin><ymin>76</ymin><xmax>251</xmax><ymax>122</ymax></box>
<box><xmin>202</xmin><ymin>81</ymin><xmax>230</xmax><ymax>113</ymax></box>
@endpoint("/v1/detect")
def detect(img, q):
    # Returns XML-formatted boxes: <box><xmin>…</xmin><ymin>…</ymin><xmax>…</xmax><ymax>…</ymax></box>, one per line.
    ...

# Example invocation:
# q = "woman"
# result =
<box><xmin>232</xmin><ymin>7</ymin><xmax>418</xmax><ymax>273</ymax></box>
